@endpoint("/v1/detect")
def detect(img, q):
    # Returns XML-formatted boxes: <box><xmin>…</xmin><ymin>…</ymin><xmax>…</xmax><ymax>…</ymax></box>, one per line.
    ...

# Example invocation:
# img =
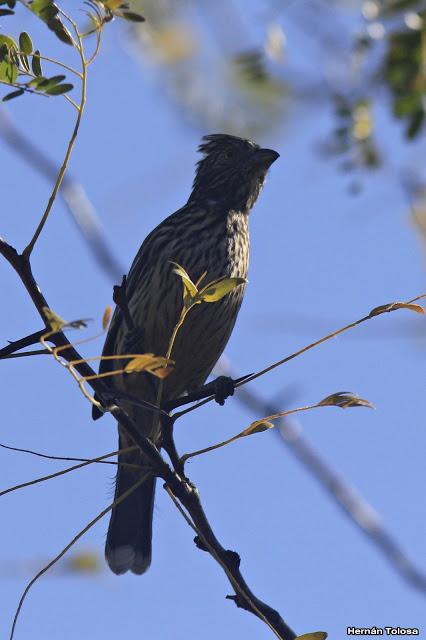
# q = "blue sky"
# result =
<box><xmin>1</xmin><ymin>2</ymin><xmax>425</xmax><ymax>639</ymax></box>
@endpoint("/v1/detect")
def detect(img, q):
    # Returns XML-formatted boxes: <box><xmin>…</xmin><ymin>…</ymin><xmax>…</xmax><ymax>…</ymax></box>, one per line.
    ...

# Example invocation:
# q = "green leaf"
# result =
<box><xmin>36</xmin><ymin>74</ymin><xmax>65</xmax><ymax>89</ymax></box>
<box><xmin>2</xmin><ymin>87</ymin><xmax>24</xmax><ymax>101</ymax></box>
<box><xmin>0</xmin><ymin>34</ymin><xmax>18</xmax><ymax>50</ymax></box>
<box><xmin>28</xmin><ymin>0</ymin><xmax>73</xmax><ymax>45</ymax></box>
<box><xmin>198</xmin><ymin>277</ymin><xmax>247</xmax><ymax>302</ymax></box>
<box><xmin>29</xmin><ymin>75</ymin><xmax>47</xmax><ymax>87</ymax></box>
<box><xmin>0</xmin><ymin>58</ymin><xmax>17</xmax><ymax>83</ymax></box>
<box><xmin>295</xmin><ymin>633</ymin><xmax>328</xmax><ymax>640</ymax></box>
<box><xmin>0</xmin><ymin>8</ymin><xmax>14</xmax><ymax>15</ymax></box>
<box><xmin>119</xmin><ymin>11</ymin><xmax>145</xmax><ymax>22</ymax></box>
<box><xmin>19</xmin><ymin>32</ymin><xmax>33</xmax><ymax>55</ymax></box>
<box><xmin>100</xmin><ymin>0</ymin><xmax>122</xmax><ymax>9</ymax></box>
<box><xmin>0</xmin><ymin>44</ymin><xmax>9</xmax><ymax>62</ymax></box>
<box><xmin>31</xmin><ymin>50</ymin><xmax>42</xmax><ymax>77</ymax></box>
<box><xmin>44</xmin><ymin>82</ymin><xmax>73</xmax><ymax>95</ymax></box>
<box><xmin>406</xmin><ymin>108</ymin><xmax>424</xmax><ymax>139</ymax></box>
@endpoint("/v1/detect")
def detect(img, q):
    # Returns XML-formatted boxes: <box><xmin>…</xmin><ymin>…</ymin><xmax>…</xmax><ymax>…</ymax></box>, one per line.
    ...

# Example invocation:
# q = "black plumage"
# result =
<box><xmin>94</xmin><ymin>133</ymin><xmax>279</xmax><ymax>575</ymax></box>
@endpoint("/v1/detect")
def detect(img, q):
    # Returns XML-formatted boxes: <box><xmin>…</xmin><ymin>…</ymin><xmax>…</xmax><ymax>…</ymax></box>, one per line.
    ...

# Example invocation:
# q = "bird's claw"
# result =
<box><xmin>212</xmin><ymin>375</ymin><xmax>235</xmax><ymax>406</ymax></box>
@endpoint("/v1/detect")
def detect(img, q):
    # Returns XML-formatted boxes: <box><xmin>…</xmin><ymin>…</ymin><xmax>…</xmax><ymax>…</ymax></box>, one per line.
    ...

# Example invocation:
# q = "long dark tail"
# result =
<box><xmin>105</xmin><ymin>445</ymin><xmax>156</xmax><ymax>575</ymax></box>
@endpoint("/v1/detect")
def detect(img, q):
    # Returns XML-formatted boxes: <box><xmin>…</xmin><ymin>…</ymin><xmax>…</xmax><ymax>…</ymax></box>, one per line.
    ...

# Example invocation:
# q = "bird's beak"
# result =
<box><xmin>256</xmin><ymin>148</ymin><xmax>280</xmax><ymax>169</ymax></box>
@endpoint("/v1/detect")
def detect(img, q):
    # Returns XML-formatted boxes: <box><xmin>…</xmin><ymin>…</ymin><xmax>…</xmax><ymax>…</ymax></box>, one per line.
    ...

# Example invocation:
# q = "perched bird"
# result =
<box><xmin>93</xmin><ymin>133</ymin><xmax>279</xmax><ymax>575</ymax></box>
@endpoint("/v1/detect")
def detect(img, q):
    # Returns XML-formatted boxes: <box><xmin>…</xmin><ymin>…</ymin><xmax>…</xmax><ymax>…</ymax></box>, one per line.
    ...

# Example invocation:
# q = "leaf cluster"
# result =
<box><xmin>171</xmin><ymin>261</ymin><xmax>246</xmax><ymax>309</ymax></box>
<box><xmin>384</xmin><ymin>18</ymin><xmax>426</xmax><ymax>138</ymax></box>
<box><xmin>0</xmin><ymin>32</ymin><xmax>73</xmax><ymax>101</ymax></box>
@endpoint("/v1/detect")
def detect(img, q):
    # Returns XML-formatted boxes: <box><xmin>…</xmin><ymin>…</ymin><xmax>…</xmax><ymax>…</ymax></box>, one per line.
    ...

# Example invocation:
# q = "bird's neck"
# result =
<box><xmin>188</xmin><ymin>176</ymin><xmax>264</xmax><ymax>215</ymax></box>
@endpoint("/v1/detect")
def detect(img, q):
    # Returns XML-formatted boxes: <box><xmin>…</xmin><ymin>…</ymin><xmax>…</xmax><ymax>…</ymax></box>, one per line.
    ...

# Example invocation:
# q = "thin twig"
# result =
<box><xmin>173</xmin><ymin>294</ymin><xmax>426</xmax><ymax>420</ymax></box>
<box><xmin>226</xmin><ymin>368</ymin><xmax>426</xmax><ymax>595</ymax></box>
<box><xmin>0</xmin><ymin>447</ymin><xmax>139</xmax><ymax>498</ymax></box>
<box><xmin>0</xmin><ymin>441</ymin><xmax>130</xmax><ymax>466</ymax></box>
<box><xmin>180</xmin><ymin>404</ymin><xmax>320</xmax><ymax>463</ymax></box>
<box><xmin>23</xmin><ymin>22</ymin><xmax>87</xmax><ymax>257</ymax></box>
<box><xmin>0</xmin><ymin>110</ymin><xmax>123</xmax><ymax>280</ymax></box>
<box><xmin>9</xmin><ymin>472</ymin><xmax>150</xmax><ymax>640</ymax></box>
<box><xmin>16</xmin><ymin>50</ymin><xmax>82</xmax><ymax>78</ymax></box>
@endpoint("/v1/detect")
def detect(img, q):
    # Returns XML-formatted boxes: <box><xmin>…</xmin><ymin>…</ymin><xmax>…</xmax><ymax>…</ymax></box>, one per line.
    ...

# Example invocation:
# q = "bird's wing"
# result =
<box><xmin>92</xmin><ymin>203</ymin><xmax>196</xmax><ymax>420</ymax></box>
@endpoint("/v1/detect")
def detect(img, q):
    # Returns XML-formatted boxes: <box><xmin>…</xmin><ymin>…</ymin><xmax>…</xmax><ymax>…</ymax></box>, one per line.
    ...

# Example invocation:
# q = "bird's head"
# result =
<box><xmin>190</xmin><ymin>133</ymin><xmax>279</xmax><ymax>213</ymax></box>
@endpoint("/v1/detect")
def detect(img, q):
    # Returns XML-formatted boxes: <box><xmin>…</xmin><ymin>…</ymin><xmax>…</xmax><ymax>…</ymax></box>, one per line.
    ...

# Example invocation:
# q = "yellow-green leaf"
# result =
<box><xmin>42</xmin><ymin>306</ymin><xmax>67</xmax><ymax>332</ymax></box>
<box><xmin>0</xmin><ymin>35</ymin><xmax>18</xmax><ymax>51</ymax></box>
<box><xmin>102</xmin><ymin>0</ymin><xmax>122</xmax><ymax>9</ymax></box>
<box><xmin>198</xmin><ymin>277</ymin><xmax>247</xmax><ymax>303</ymax></box>
<box><xmin>171</xmin><ymin>261</ymin><xmax>198</xmax><ymax>299</ymax></box>
<box><xmin>241</xmin><ymin>420</ymin><xmax>274</xmax><ymax>437</ymax></box>
<box><xmin>125</xmin><ymin>353</ymin><xmax>156</xmax><ymax>372</ymax></box>
<box><xmin>295</xmin><ymin>633</ymin><xmax>328</xmax><ymax>640</ymax></box>
<box><xmin>369</xmin><ymin>301</ymin><xmax>424</xmax><ymax>317</ymax></box>
<box><xmin>318</xmin><ymin>392</ymin><xmax>374</xmax><ymax>409</ymax></box>
<box><xmin>125</xmin><ymin>353</ymin><xmax>173</xmax><ymax>377</ymax></box>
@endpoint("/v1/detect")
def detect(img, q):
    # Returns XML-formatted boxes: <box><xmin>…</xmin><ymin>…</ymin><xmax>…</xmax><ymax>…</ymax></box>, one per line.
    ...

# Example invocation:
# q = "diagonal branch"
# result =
<box><xmin>0</xmin><ymin>329</ymin><xmax>46</xmax><ymax>358</ymax></box>
<box><xmin>0</xmin><ymin>236</ymin><xmax>297</xmax><ymax>639</ymax></box>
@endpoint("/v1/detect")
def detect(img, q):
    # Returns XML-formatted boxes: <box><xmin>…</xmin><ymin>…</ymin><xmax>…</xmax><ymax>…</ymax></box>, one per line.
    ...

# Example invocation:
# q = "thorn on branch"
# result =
<box><xmin>224</xmin><ymin>549</ymin><xmax>241</xmax><ymax>570</ymax></box>
<box><xmin>226</xmin><ymin>593</ymin><xmax>255</xmax><ymax>614</ymax></box>
<box><xmin>194</xmin><ymin>535</ymin><xmax>209</xmax><ymax>551</ymax></box>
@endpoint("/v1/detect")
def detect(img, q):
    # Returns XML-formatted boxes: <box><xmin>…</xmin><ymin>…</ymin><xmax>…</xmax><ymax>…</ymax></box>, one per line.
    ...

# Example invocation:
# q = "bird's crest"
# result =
<box><xmin>197</xmin><ymin>133</ymin><xmax>258</xmax><ymax>157</ymax></box>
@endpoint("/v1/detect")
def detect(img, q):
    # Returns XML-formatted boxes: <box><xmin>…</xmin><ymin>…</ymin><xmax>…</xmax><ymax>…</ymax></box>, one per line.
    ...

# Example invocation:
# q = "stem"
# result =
<box><xmin>0</xmin><ymin>79</ymin><xmax>49</xmax><ymax>98</ymax></box>
<box><xmin>154</xmin><ymin>307</ymin><xmax>190</xmax><ymax>433</ymax></box>
<box><xmin>23</xmin><ymin>30</ymin><xmax>87</xmax><ymax>257</ymax></box>
<box><xmin>17</xmin><ymin>50</ymin><xmax>82</xmax><ymax>78</ymax></box>
<box><xmin>173</xmin><ymin>293</ymin><xmax>426</xmax><ymax>420</ymax></box>
<box><xmin>181</xmin><ymin>404</ymin><xmax>319</xmax><ymax>463</ymax></box>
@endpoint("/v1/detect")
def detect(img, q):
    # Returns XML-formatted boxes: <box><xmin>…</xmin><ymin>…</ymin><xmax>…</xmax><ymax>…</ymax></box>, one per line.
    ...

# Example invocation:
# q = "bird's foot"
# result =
<box><xmin>163</xmin><ymin>375</ymin><xmax>242</xmax><ymax>412</ymax></box>
<box><xmin>209</xmin><ymin>375</ymin><xmax>235</xmax><ymax>406</ymax></box>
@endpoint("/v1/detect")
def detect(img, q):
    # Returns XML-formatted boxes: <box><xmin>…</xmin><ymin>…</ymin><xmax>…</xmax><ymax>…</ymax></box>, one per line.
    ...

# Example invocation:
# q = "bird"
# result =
<box><xmin>93</xmin><ymin>133</ymin><xmax>279</xmax><ymax>575</ymax></box>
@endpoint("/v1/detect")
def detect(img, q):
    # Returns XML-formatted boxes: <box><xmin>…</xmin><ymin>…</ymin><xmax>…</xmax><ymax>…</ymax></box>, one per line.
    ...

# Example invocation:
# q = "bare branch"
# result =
<box><xmin>0</xmin><ymin>237</ymin><xmax>297</xmax><ymax>639</ymax></box>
